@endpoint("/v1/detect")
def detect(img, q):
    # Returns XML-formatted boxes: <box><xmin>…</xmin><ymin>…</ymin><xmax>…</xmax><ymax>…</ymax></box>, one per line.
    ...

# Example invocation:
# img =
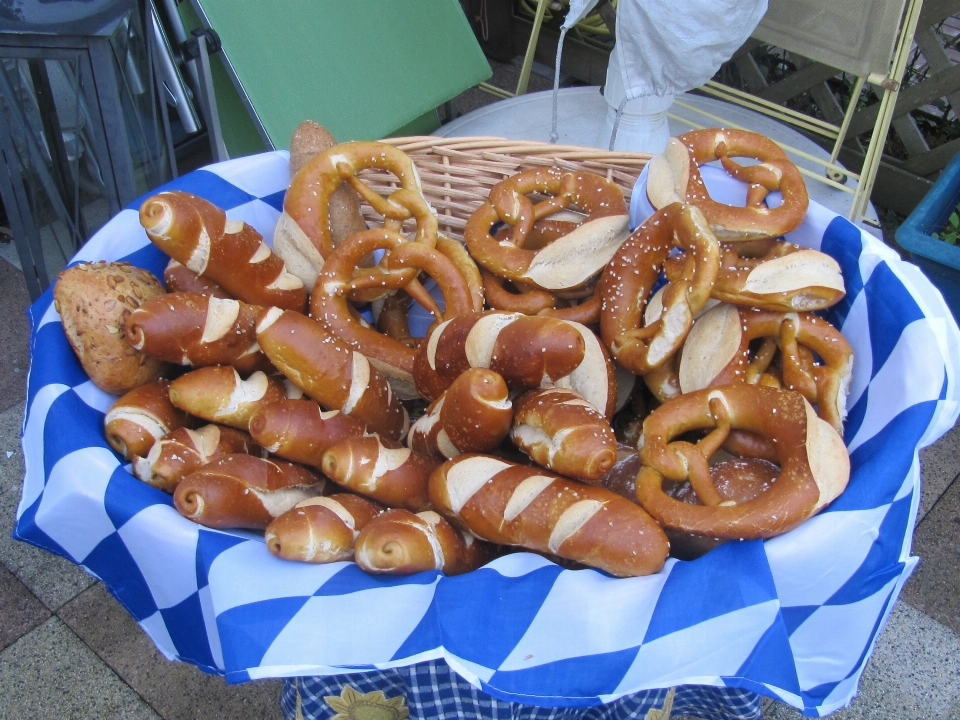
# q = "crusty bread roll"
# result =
<box><xmin>54</xmin><ymin>261</ymin><xmax>168</xmax><ymax>395</ymax></box>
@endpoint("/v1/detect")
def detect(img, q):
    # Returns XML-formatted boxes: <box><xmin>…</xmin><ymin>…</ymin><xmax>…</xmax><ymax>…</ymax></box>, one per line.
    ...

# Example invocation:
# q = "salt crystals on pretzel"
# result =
<box><xmin>464</xmin><ymin>166</ymin><xmax>631</xmax><ymax>292</ymax></box>
<box><xmin>646</xmin><ymin>128</ymin><xmax>809</xmax><ymax>242</ymax></box>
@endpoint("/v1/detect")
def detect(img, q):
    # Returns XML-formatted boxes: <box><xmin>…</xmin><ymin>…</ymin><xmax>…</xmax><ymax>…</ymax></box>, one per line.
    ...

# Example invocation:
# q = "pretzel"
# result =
<box><xmin>635</xmin><ymin>385</ymin><xmax>849</xmax><ymax>540</ymax></box>
<box><xmin>429</xmin><ymin>454</ymin><xmax>669</xmax><ymax>577</ymax></box>
<box><xmin>265</xmin><ymin>493</ymin><xmax>383</xmax><ymax>563</ymax></box>
<box><xmin>599</xmin><ymin>203</ymin><xmax>721</xmax><ymax>376</ymax></box>
<box><xmin>664</xmin><ymin>241</ymin><xmax>845</xmax><ymax>312</ymax></box>
<box><xmin>464</xmin><ymin>167</ymin><xmax>630</xmax><ymax>291</ymax></box>
<box><xmin>279</xmin><ymin>141</ymin><xmax>438</xmax><ymax>289</ymax></box>
<box><xmin>354</xmin><ymin>509</ymin><xmax>491</xmax><ymax>576</ymax></box>
<box><xmin>132</xmin><ymin>424</ymin><xmax>257</xmax><ymax>493</ymax></box>
<box><xmin>408</xmin><ymin>367</ymin><xmax>513</xmax><ymax>459</ymax></box>
<box><xmin>255</xmin><ymin>307</ymin><xmax>409</xmax><ymax>440</ymax></box>
<box><xmin>321</xmin><ymin>434</ymin><xmax>439</xmax><ymax>511</ymax></box>
<box><xmin>126</xmin><ymin>292</ymin><xmax>271</xmax><ymax>375</ymax></box>
<box><xmin>139</xmin><ymin>191</ymin><xmax>307</xmax><ymax>312</ymax></box>
<box><xmin>510</xmin><ymin>387</ymin><xmax>617</xmax><ymax>483</ymax></box>
<box><xmin>163</xmin><ymin>259</ymin><xmax>231</xmax><ymax>298</ymax></box>
<box><xmin>412</xmin><ymin>311</ymin><xmax>617</xmax><ymax>417</ymax></box>
<box><xmin>168</xmin><ymin>366</ymin><xmax>288</xmax><ymax>430</ymax></box>
<box><xmin>480</xmin><ymin>268</ymin><xmax>603</xmax><ymax>325</ymax></box>
<box><xmin>248</xmin><ymin>399</ymin><xmax>366</xmax><ymax>467</ymax></box>
<box><xmin>104</xmin><ymin>379</ymin><xmax>193</xmax><ymax>461</ymax></box>
<box><xmin>646</xmin><ymin>129</ymin><xmax>809</xmax><ymax>242</ymax></box>
<box><xmin>310</xmin><ymin>228</ymin><xmax>477</xmax><ymax>399</ymax></box>
<box><xmin>174</xmin><ymin>454</ymin><xmax>327</xmax><ymax>530</ymax></box>
<box><xmin>677</xmin><ymin>304</ymin><xmax>854</xmax><ymax>433</ymax></box>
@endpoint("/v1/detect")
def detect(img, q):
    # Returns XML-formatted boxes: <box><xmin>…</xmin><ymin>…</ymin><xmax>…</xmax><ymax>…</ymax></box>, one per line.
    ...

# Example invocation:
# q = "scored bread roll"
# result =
<box><xmin>104</xmin><ymin>378</ymin><xmax>191</xmax><ymax>460</ymax></box>
<box><xmin>510</xmin><ymin>387</ymin><xmax>617</xmax><ymax>483</ymax></box>
<box><xmin>248</xmin><ymin>399</ymin><xmax>366</xmax><ymax>467</ymax></box>
<box><xmin>174</xmin><ymin>454</ymin><xmax>326</xmax><ymax>529</ymax></box>
<box><xmin>265</xmin><ymin>493</ymin><xmax>383</xmax><ymax>563</ymax></box>
<box><xmin>255</xmin><ymin>307</ymin><xmax>408</xmax><ymax>441</ymax></box>
<box><xmin>353</xmin><ymin>508</ymin><xmax>491</xmax><ymax>576</ymax></box>
<box><xmin>168</xmin><ymin>366</ymin><xmax>287</xmax><ymax>430</ymax></box>
<box><xmin>429</xmin><ymin>455</ymin><xmax>669</xmax><ymax>577</ymax></box>
<box><xmin>321</xmin><ymin>434</ymin><xmax>438</xmax><ymax>511</ymax></box>
<box><xmin>408</xmin><ymin>367</ymin><xmax>513</xmax><ymax>459</ymax></box>
<box><xmin>126</xmin><ymin>292</ymin><xmax>271</xmax><ymax>374</ymax></box>
<box><xmin>139</xmin><ymin>191</ymin><xmax>307</xmax><ymax>312</ymax></box>
<box><xmin>133</xmin><ymin>424</ymin><xmax>258</xmax><ymax>493</ymax></box>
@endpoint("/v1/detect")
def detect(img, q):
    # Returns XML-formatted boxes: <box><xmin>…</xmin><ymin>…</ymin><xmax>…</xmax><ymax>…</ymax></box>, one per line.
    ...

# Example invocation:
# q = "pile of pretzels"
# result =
<box><xmin>55</xmin><ymin>122</ymin><xmax>853</xmax><ymax>579</ymax></box>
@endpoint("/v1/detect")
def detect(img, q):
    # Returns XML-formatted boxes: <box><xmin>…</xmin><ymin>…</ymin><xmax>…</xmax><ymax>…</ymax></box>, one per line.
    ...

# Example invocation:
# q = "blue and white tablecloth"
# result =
<box><xmin>14</xmin><ymin>150</ymin><xmax>960</xmax><ymax>717</ymax></box>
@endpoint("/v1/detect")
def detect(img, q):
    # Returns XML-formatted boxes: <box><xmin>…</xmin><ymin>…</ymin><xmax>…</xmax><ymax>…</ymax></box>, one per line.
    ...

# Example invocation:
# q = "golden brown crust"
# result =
<box><xmin>248</xmin><ymin>399</ymin><xmax>366</xmax><ymax>467</ymax></box>
<box><xmin>173</xmin><ymin>454</ymin><xmax>325</xmax><ymax>529</ymax></box>
<box><xmin>265</xmin><ymin>493</ymin><xmax>383</xmax><ymax>563</ymax></box>
<box><xmin>54</xmin><ymin>261</ymin><xmax>168</xmax><ymax>395</ymax></box>
<box><xmin>103</xmin><ymin>378</ymin><xmax>191</xmax><ymax>460</ymax></box>
<box><xmin>429</xmin><ymin>455</ymin><xmax>669</xmax><ymax>577</ymax></box>
<box><xmin>168</xmin><ymin>366</ymin><xmax>287</xmax><ymax>430</ymax></box>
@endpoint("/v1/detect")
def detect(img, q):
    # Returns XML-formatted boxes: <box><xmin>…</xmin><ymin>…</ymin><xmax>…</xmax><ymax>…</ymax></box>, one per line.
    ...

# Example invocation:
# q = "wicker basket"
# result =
<box><xmin>356</xmin><ymin>136</ymin><xmax>652</xmax><ymax>242</ymax></box>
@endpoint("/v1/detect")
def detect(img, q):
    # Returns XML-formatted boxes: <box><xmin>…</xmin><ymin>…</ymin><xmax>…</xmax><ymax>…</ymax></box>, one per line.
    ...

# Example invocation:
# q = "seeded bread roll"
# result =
<box><xmin>54</xmin><ymin>261</ymin><xmax>168</xmax><ymax>395</ymax></box>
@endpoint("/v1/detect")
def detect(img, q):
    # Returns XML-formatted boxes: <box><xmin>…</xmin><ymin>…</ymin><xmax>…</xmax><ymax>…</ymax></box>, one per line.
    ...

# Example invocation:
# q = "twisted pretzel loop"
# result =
<box><xmin>647</xmin><ymin>129</ymin><xmax>809</xmax><ymax>242</ymax></box>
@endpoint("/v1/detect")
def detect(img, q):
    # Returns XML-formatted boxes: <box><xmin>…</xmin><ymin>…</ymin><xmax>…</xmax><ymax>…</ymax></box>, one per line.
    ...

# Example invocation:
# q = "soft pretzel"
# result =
<box><xmin>265</xmin><ymin>493</ymin><xmax>383</xmax><ymax>563</ymax></box>
<box><xmin>163</xmin><ymin>259</ymin><xmax>231</xmax><ymax>298</ymax></box>
<box><xmin>310</xmin><ymin>228</ymin><xmax>477</xmax><ymax>399</ymax></box>
<box><xmin>354</xmin><ymin>509</ymin><xmax>491</xmax><ymax>576</ymax></box>
<box><xmin>255</xmin><ymin>307</ymin><xmax>408</xmax><ymax>441</ymax></box>
<box><xmin>174</xmin><ymin>454</ymin><xmax>327</xmax><ymax>530</ymax></box>
<box><xmin>321</xmin><ymin>434</ymin><xmax>439</xmax><ymax>511</ymax></box>
<box><xmin>408</xmin><ymin>367</ymin><xmax>513</xmax><ymax>459</ymax></box>
<box><xmin>248</xmin><ymin>399</ymin><xmax>366</xmax><ymax>467</ymax></box>
<box><xmin>413</xmin><ymin>311</ymin><xmax>617</xmax><ymax>418</ymax></box>
<box><xmin>646</xmin><ymin>129</ymin><xmax>809</xmax><ymax>242</ymax></box>
<box><xmin>429</xmin><ymin>454</ymin><xmax>669</xmax><ymax>577</ymax></box>
<box><xmin>279</xmin><ymin>141</ymin><xmax>438</xmax><ymax>288</ymax></box>
<box><xmin>599</xmin><ymin>202</ymin><xmax>721</xmax><ymax>376</ymax></box>
<box><xmin>133</xmin><ymin>424</ymin><xmax>258</xmax><ymax>493</ymax></box>
<box><xmin>664</xmin><ymin>241</ymin><xmax>845</xmax><ymax>312</ymax></box>
<box><xmin>126</xmin><ymin>292</ymin><xmax>271</xmax><ymax>375</ymax></box>
<box><xmin>139</xmin><ymin>191</ymin><xmax>306</xmax><ymax>312</ymax></box>
<box><xmin>104</xmin><ymin>379</ymin><xmax>192</xmax><ymax>461</ymax></box>
<box><xmin>464</xmin><ymin>167</ymin><xmax>630</xmax><ymax>291</ymax></box>
<box><xmin>480</xmin><ymin>268</ymin><xmax>603</xmax><ymax>325</ymax></box>
<box><xmin>168</xmin><ymin>366</ymin><xmax>288</xmax><ymax>430</ymax></box>
<box><xmin>510</xmin><ymin>387</ymin><xmax>617</xmax><ymax>484</ymax></box>
<box><xmin>677</xmin><ymin>304</ymin><xmax>853</xmax><ymax>433</ymax></box>
<box><xmin>635</xmin><ymin>385</ymin><xmax>849</xmax><ymax>540</ymax></box>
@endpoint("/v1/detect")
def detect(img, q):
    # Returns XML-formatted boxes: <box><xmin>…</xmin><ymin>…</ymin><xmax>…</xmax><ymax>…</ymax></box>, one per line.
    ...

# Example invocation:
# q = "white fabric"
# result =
<box><xmin>561</xmin><ymin>0</ymin><xmax>601</xmax><ymax>29</ymax></box>
<box><xmin>614</xmin><ymin>0</ymin><xmax>768</xmax><ymax>99</ymax></box>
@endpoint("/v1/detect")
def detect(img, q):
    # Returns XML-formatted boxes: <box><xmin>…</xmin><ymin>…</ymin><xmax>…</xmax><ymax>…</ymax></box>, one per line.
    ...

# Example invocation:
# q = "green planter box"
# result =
<box><xmin>896</xmin><ymin>151</ymin><xmax>960</xmax><ymax>320</ymax></box>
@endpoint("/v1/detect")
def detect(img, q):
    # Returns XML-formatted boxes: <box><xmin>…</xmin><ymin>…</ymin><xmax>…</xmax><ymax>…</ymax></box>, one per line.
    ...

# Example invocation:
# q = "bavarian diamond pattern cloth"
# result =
<box><xmin>14</xmin><ymin>151</ymin><xmax>960</xmax><ymax>717</ymax></box>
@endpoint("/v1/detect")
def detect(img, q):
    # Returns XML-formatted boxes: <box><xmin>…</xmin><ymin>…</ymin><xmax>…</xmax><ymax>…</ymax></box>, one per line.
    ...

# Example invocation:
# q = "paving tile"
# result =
<box><xmin>0</xmin><ymin>258</ymin><xmax>31</xmax><ymax>414</ymax></box>
<box><xmin>0</xmin><ymin>401</ymin><xmax>96</xmax><ymax>610</ymax></box>
<box><xmin>763</xmin><ymin>601</ymin><xmax>960</xmax><ymax>719</ymax></box>
<box><xmin>0</xmin><ymin>616</ymin><xmax>161</xmax><ymax>720</ymax></box>
<box><xmin>902</xmin><ymin>473</ymin><xmax>960</xmax><ymax>634</ymax></box>
<box><xmin>918</xmin><ymin>415</ymin><xmax>960</xmax><ymax>521</ymax></box>
<box><xmin>0</xmin><ymin>563</ymin><xmax>50</xmax><ymax>652</ymax></box>
<box><xmin>59</xmin><ymin>582</ymin><xmax>283</xmax><ymax>720</ymax></box>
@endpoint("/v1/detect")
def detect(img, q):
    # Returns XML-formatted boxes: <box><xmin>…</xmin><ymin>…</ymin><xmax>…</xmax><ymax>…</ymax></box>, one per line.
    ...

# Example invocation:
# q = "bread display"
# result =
<box><xmin>54</xmin><ymin>124</ymin><xmax>855</xmax><ymax>581</ymax></box>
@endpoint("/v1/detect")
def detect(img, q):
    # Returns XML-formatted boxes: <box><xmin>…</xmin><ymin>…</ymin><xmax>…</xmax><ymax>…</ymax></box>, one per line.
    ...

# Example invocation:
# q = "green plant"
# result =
<box><xmin>933</xmin><ymin>207</ymin><xmax>960</xmax><ymax>245</ymax></box>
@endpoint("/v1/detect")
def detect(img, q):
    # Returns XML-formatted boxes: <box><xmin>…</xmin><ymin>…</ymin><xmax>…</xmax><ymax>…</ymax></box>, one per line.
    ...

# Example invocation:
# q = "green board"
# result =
<box><xmin>186</xmin><ymin>0</ymin><xmax>492</xmax><ymax>152</ymax></box>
